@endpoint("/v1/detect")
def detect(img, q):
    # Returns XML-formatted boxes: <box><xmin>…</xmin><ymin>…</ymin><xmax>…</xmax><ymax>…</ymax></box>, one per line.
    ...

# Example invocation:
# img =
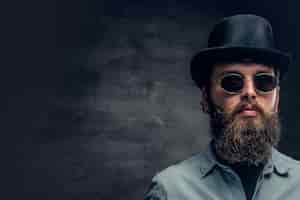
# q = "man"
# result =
<box><xmin>144</xmin><ymin>14</ymin><xmax>300</xmax><ymax>200</ymax></box>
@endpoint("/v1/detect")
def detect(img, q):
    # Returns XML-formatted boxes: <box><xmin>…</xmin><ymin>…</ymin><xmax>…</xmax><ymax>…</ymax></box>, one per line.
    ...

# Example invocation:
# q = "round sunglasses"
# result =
<box><xmin>219</xmin><ymin>72</ymin><xmax>279</xmax><ymax>94</ymax></box>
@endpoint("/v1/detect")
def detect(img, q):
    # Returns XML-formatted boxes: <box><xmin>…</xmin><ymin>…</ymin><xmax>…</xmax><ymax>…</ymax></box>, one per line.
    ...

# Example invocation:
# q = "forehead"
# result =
<box><xmin>211</xmin><ymin>62</ymin><xmax>275</xmax><ymax>77</ymax></box>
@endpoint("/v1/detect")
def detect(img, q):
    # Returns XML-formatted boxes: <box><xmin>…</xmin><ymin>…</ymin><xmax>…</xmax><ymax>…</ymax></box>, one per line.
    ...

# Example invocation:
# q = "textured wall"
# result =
<box><xmin>20</xmin><ymin>4</ymin><xmax>217</xmax><ymax>200</ymax></box>
<box><xmin>12</xmin><ymin>1</ymin><xmax>300</xmax><ymax>200</ymax></box>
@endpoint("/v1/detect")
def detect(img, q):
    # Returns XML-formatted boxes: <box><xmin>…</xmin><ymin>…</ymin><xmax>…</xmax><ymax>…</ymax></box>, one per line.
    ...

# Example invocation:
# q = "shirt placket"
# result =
<box><xmin>250</xmin><ymin>173</ymin><xmax>264</xmax><ymax>200</ymax></box>
<box><xmin>251</xmin><ymin>162</ymin><xmax>277</xmax><ymax>200</ymax></box>
<box><xmin>221</xmin><ymin>167</ymin><xmax>247</xmax><ymax>200</ymax></box>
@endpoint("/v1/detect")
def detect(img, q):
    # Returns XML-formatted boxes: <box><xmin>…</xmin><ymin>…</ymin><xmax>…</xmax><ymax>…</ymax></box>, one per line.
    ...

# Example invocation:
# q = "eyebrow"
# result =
<box><xmin>217</xmin><ymin>70</ymin><xmax>241</xmax><ymax>78</ymax></box>
<box><xmin>217</xmin><ymin>70</ymin><xmax>274</xmax><ymax>78</ymax></box>
<box><xmin>255</xmin><ymin>70</ymin><xmax>275</xmax><ymax>75</ymax></box>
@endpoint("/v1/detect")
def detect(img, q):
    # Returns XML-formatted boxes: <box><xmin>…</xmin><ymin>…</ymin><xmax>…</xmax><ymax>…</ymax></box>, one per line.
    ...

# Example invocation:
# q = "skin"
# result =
<box><xmin>201</xmin><ymin>63</ymin><xmax>280</xmax><ymax>122</ymax></box>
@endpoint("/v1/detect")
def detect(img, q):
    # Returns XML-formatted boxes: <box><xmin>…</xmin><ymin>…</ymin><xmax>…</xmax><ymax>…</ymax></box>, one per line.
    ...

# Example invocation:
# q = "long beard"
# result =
<box><xmin>210</xmin><ymin>100</ymin><xmax>281</xmax><ymax>166</ymax></box>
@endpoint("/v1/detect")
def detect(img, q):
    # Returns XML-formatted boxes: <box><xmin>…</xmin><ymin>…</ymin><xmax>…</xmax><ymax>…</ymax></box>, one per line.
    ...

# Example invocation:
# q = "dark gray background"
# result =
<box><xmin>9</xmin><ymin>0</ymin><xmax>300</xmax><ymax>199</ymax></box>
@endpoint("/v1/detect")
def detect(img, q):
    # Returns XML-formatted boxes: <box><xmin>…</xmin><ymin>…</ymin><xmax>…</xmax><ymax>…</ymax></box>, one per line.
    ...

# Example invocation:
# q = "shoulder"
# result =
<box><xmin>144</xmin><ymin>182</ymin><xmax>167</xmax><ymax>200</ymax></box>
<box><xmin>148</xmin><ymin>153</ymin><xmax>207</xmax><ymax>199</ymax></box>
<box><xmin>272</xmin><ymin>148</ymin><xmax>300</xmax><ymax>176</ymax></box>
<box><xmin>273</xmin><ymin>148</ymin><xmax>300</xmax><ymax>167</ymax></box>
<box><xmin>153</xmin><ymin>152</ymin><xmax>207</xmax><ymax>186</ymax></box>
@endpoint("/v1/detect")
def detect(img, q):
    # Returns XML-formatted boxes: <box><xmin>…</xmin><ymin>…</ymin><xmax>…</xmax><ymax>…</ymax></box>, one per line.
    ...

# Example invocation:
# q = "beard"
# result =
<box><xmin>209</xmin><ymin>99</ymin><xmax>281</xmax><ymax>166</ymax></box>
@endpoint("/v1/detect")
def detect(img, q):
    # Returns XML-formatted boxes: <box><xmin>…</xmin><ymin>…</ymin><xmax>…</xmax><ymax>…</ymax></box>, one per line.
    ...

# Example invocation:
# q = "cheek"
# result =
<box><xmin>260</xmin><ymin>92</ymin><xmax>279</xmax><ymax>112</ymax></box>
<box><xmin>221</xmin><ymin>96</ymin><xmax>241</xmax><ymax>113</ymax></box>
<box><xmin>210</xmin><ymin>87</ymin><xmax>240</xmax><ymax>112</ymax></box>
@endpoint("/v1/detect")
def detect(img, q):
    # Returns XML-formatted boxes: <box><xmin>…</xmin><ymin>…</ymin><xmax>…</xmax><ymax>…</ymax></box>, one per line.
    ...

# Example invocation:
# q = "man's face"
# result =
<box><xmin>210</xmin><ymin>62</ymin><xmax>279</xmax><ymax>123</ymax></box>
<box><xmin>205</xmin><ymin>62</ymin><xmax>281</xmax><ymax>165</ymax></box>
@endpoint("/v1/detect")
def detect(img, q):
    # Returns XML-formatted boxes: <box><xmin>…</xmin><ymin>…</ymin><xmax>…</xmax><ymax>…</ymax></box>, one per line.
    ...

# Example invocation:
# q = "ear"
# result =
<box><xmin>200</xmin><ymin>87</ymin><xmax>210</xmax><ymax>113</ymax></box>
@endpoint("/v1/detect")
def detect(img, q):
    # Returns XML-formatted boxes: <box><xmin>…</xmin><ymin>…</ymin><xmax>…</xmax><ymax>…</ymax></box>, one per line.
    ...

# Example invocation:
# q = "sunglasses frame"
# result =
<box><xmin>218</xmin><ymin>72</ymin><xmax>279</xmax><ymax>95</ymax></box>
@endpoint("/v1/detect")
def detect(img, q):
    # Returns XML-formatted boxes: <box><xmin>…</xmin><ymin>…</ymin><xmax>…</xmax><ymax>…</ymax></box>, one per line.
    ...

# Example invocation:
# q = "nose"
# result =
<box><xmin>241</xmin><ymin>77</ymin><xmax>257</xmax><ymax>100</ymax></box>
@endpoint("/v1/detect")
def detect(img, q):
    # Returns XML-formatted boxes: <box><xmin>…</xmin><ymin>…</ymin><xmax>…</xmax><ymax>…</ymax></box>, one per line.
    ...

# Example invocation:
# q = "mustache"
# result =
<box><xmin>231</xmin><ymin>100</ymin><xmax>264</xmax><ymax>117</ymax></box>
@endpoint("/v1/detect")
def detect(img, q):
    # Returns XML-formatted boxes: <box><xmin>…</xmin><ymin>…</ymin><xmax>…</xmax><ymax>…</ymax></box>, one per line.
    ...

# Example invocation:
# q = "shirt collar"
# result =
<box><xmin>263</xmin><ymin>147</ymin><xmax>290</xmax><ymax>177</ymax></box>
<box><xmin>199</xmin><ymin>142</ymin><xmax>229</xmax><ymax>177</ymax></box>
<box><xmin>199</xmin><ymin>142</ymin><xmax>290</xmax><ymax>178</ymax></box>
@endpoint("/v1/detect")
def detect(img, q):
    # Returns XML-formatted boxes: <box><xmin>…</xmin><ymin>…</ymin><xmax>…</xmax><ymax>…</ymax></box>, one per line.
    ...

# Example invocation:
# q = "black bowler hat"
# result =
<box><xmin>190</xmin><ymin>14</ymin><xmax>292</xmax><ymax>88</ymax></box>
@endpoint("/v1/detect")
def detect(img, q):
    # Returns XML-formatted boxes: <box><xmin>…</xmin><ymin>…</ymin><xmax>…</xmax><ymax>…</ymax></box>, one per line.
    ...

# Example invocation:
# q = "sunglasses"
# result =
<box><xmin>219</xmin><ymin>72</ymin><xmax>279</xmax><ymax>94</ymax></box>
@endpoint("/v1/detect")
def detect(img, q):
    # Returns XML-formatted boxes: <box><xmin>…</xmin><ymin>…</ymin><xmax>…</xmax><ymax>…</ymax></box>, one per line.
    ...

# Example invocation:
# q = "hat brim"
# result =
<box><xmin>190</xmin><ymin>46</ymin><xmax>292</xmax><ymax>88</ymax></box>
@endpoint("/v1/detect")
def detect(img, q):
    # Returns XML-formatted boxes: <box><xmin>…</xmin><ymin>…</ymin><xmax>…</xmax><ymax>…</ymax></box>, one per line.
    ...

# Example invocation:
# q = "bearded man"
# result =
<box><xmin>144</xmin><ymin>14</ymin><xmax>300</xmax><ymax>200</ymax></box>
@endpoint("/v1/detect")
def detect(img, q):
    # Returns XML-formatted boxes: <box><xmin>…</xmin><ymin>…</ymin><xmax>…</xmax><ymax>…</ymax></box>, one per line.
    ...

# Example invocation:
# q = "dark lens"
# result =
<box><xmin>254</xmin><ymin>74</ymin><xmax>277</xmax><ymax>92</ymax></box>
<box><xmin>220</xmin><ymin>74</ymin><xmax>243</xmax><ymax>93</ymax></box>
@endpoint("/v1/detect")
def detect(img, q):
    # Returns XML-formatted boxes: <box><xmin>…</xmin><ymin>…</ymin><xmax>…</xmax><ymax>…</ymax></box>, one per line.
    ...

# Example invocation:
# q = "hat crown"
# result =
<box><xmin>190</xmin><ymin>14</ymin><xmax>291</xmax><ymax>88</ymax></box>
<box><xmin>208</xmin><ymin>15</ymin><xmax>275</xmax><ymax>49</ymax></box>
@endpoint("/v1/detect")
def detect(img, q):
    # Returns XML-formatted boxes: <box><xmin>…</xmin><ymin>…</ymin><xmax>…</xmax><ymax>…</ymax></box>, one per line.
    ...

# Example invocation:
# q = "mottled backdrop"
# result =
<box><xmin>11</xmin><ymin>0</ymin><xmax>300</xmax><ymax>199</ymax></box>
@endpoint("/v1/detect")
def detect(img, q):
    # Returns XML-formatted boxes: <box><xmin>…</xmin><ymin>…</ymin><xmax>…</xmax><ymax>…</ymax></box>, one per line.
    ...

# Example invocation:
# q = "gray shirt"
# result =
<box><xmin>144</xmin><ymin>144</ymin><xmax>300</xmax><ymax>200</ymax></box>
